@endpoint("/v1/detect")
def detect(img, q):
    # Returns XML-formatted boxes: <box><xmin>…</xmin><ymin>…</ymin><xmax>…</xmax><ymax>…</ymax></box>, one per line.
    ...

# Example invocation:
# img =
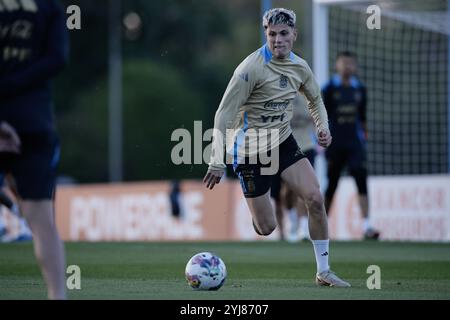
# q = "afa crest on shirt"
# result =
<box><xmin>279</xmin><ymin>74</ymin><xmax>288</xmax><ymax>89</ymax></box>
<box><xmin>246</xmin><ymin>179</ymin><xmax>256</xmax><ymax>193</ymax></box>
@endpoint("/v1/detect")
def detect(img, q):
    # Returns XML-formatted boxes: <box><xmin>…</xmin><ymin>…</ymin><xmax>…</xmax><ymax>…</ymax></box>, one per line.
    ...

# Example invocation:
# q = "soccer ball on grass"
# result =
<box><xmin>185</xmin><ymin>252</ymin><xmax>227</xmax><ymax>290</ymax></box>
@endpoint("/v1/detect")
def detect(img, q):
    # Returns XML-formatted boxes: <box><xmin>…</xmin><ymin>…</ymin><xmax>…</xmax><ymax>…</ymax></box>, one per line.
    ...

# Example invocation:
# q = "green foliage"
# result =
<box><xmin>57</xmin><ymin>80</ymin><xmax>109</xmax><ymax>182</ymax></box>
<box><xmin>122</xmin><ymin>60</ymin><xmax>206</xmax><ymax>181</ymax></box>
<box><xmin>57</xmin><ymin>60</ymin><xmax>207</xmax><ymax>182</ymax></box>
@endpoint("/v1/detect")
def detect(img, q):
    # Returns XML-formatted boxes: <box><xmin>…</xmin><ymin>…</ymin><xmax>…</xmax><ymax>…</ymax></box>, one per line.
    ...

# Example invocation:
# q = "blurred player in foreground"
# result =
<box><xmin>322</xmin><ymin>52</ymin><xmax>380</xmax><ymax>240</ymax></box>
<box><xmin>0</xmin><ymin>0</ymin><xmax>68</xmax><ymax>299</ymax></box>
<box><xmin>204</xmin><ymin>8</ymin><xmax>350</xmax><ymax>287</ymax></box>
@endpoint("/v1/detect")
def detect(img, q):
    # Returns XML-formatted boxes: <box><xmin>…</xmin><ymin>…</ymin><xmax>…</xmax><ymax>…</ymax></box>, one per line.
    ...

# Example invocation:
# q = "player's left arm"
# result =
<box><xmin>299</xmin><ymin>64</ymin><xmax>332</xmax><ymax>148</ymax></box>
<box><xmin>0</xmin><ymin>2</ymin><xmax>69</xmax><ymax>100</ymax></box>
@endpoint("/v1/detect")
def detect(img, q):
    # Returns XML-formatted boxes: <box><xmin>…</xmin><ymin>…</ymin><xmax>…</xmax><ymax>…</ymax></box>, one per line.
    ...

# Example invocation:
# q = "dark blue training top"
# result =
<box><xmin>321</xmin><ymin>74</ymin><xmax>367</xmax><ymax>147</ymax></box>
<box><xmin>0</xmin><ymin>0</ymin><xmax>68</xmax><ymax>133</ymax></box>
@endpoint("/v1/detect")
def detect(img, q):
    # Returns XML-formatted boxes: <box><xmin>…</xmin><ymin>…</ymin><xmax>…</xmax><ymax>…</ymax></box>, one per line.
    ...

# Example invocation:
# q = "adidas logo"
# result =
<box><xmin>294</xmin><ymin>148</ymin><xmax>305</xmax><ymax>157</ymax></box>
<box><xmin>321</xmin><ymin>251</ymin><xmax>329</xmax><ymax>256</ymax></box>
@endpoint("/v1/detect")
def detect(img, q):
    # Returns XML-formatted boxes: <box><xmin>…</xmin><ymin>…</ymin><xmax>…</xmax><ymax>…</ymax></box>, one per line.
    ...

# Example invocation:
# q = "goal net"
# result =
<box><xmin>313</xmin><ymin>0</ymin><xmax>449</xmax><ymax>175</ymax></box>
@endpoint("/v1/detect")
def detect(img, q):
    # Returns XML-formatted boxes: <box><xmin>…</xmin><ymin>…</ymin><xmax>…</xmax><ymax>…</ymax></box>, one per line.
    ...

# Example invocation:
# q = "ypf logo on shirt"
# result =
<box><xmin>279</xmin><ymin>74</ymin><xmax>288</xmax><ymax>89</ymax></box>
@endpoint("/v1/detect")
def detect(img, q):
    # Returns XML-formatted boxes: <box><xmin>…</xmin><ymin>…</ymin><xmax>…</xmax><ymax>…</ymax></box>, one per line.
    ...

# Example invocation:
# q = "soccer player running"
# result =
<box><xmin>0</xmin><ymin>0</ymin><xmax>68</xmax><ymax>299</ymax></box>
<box><xmin>204</xmin><ymin>8</ymin><xmax>350</xmax><ymax>287</ymax></box>
<box><xmin>322</xmin><ymin>52</ymin><xmax>380</xmax><ymax>240</ymax></box>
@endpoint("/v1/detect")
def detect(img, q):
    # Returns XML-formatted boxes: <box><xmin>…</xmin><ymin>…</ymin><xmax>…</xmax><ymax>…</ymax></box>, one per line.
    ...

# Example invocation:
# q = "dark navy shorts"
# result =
<box><xmin>233</xmin><ymin>134</ymin><xmax>306</xmax><ymax>198</ymax></box>
<box><xmin>325</xmin><ymin>142</ymin><xmax>367</xmax><ymax>171</ymax></box>
<box><xmin>0</xmin><ymin>132</ymin><xmax>59</xmax><ymax>200</ymax></box>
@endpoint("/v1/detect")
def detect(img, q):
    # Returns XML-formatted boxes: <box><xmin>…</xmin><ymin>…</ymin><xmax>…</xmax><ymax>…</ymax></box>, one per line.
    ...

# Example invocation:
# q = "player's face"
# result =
<box><xmin>336</xmin><ymin>56</ymin><xmax>357</xmax><ymax>78</ymax></box>
<box><xmin>265</xmin><ymin>24</ymin><xmax>297</xmax><ymax>59</ymax></box>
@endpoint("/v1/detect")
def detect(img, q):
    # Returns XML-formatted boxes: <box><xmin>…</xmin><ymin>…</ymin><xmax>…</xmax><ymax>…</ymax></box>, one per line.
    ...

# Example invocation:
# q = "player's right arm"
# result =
<box><xmin>204</xmin><ymin>60</ymin><xmax>257</xmax><ymax>190</ymax></box>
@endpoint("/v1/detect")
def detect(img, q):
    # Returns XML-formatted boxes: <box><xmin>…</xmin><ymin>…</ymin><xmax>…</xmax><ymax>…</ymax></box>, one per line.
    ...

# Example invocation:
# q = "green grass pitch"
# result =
<box><xmin>1</xmin><ymin>241</ymin><xmax>450</xmax><ymax>299</ymax></box>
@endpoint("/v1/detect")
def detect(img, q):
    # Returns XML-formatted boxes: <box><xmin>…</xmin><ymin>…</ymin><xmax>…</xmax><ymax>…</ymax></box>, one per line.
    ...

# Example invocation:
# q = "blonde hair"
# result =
<box><xmin>262</xmin><ymin>8</ymin><xmax>296</xmax><ymax>29</ymax></box>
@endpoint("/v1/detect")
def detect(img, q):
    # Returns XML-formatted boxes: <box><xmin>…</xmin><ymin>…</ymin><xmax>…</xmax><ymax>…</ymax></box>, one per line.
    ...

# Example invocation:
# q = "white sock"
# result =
<box><xmin>363</xmin><ymin>218</ymin><xmax>371</xmax><ymax>232</ymax></box>
<box><xmin>299</xmin><ymin>216</ymin><xmax>309</xmax><ymax>237</ymax></box>
<box><xmin>312</xmin><ymin>239</ymin><xmax>330</xmax><ymax>273</ymax></box>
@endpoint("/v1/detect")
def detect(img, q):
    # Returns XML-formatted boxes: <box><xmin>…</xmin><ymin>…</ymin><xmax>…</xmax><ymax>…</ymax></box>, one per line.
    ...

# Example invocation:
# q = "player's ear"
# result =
<box><xmin>293</xmin><ymin>28</ymin><xmax>298</xmax><ymax>41</ymax></box>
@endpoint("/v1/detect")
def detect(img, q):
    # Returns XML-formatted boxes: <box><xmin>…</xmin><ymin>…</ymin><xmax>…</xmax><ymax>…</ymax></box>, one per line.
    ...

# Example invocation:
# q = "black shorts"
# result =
<box><xmin>325</xmin><ymin>142</ymin><xmax>366</xmax><ymax>171</ymax></box>
<box><xmin>234</xmin><ymin>134</ymin><xmax>306</xmax><ymax>198</ymax></box>
<box><xmin>270</xmin><ymin>148</ymin><xmax>317</xmax><ymax>201</ymax></box>
<box><xmin>0</xmin><ymin>132</ymin><xmax>59</xmax><ymax>200</ymax></box>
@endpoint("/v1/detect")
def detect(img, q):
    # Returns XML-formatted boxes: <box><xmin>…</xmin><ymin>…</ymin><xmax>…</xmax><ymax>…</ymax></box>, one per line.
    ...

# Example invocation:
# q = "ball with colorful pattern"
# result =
<box><xmin>185</xmin><ymin>252</ymin><xmax>227</xmax><ymax>290</ymax></box>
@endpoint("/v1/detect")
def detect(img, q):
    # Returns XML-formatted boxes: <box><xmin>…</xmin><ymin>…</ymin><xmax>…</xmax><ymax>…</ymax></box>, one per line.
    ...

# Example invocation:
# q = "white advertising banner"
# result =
<box><xmin>1</xmin><ymin>175</ymin><xmax>449</xmax><ymax>242</ymax></box>
<box><xmin>328</xmin><ymin>175</ymin><xmax>450</xmax><ymax>241</ymax></box>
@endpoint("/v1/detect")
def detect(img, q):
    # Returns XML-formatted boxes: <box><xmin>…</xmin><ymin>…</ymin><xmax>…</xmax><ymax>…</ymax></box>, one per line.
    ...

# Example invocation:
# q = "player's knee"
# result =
<box><xmin>256</xmin><ymin>218</ymin><xmax>277</xmax><ymax>236</ymax></box>
<box><xmin>304</xmin><ymin>189</ymin><xmax>324</xmax><ymax>214</ymax></box>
